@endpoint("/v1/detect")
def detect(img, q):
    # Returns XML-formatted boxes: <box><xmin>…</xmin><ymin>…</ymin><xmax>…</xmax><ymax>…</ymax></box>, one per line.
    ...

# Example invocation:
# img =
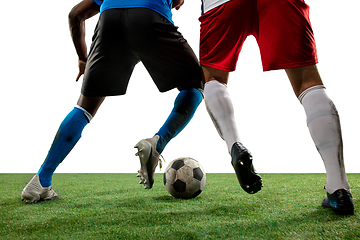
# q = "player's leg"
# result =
<box><xmin>130</xmin><ymin>8</ymin><xmax>204</xmax><ymax>189</ymax></box>
<box><xmin>155</xmin><ymin>83</ymin><xmax>204</xmax><ymax>155</ymax></box>
<box><xmin>22</xmin><ymin>9</ymin><xmax>137</xmax><ymax>202</ymax></box>
<box><xmin>134</xmin><ymin>84</ymin><xmax>203</xmax><ymax>189</ymax></box>
<box><xmin>135</xmin><ymin>86</ymin><xmax>203</xmax><ymax>189</ymax></box>
<box><xmin>202</xmin><ymin>67</ymin><xmax>238</xmax><ymax>152</ymax></box>
<box><xmin>202</xmin><ymin>66</ymin><xmax>262</xmax><ymax>194</ymax></box>
<box><xmin>199</xmin><ymin>2</ymin><xmax>242</xmax><ymax>154</ymax></box>
<box><xmin>199</xmin><ymin>0</ymin><xmax>262</xmax><ymax>194</ymax></box>
<box><xmin>286</xmin><ymin>65</ymin><xmax>354</xmax><ymax>215</ymax></box>
<box><xmin>285</xmin><ymin>65</ymin><xmax>323</xmax><ymax>97</ymax></box>
<box><xmin>21</xmin><ymin>95</ymin><xmax>105</xmax><ymax>203</ymax></box>
<box><xmin>36</xmin><ymin>95</ymin><xmax>105</xmax><ymax>187</ymax></box>
<box><xmin>255</xmin><ymin>0</ymin><xmax>353</xmax><ymax>213</ymax></box>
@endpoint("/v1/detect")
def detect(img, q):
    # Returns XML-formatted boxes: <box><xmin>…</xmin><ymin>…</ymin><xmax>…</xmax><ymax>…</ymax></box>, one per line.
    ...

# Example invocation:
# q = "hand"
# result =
<box><xmin>76</xmin><ymin>59</ymin><xmax>86</xmax><ymax>82</ymax></box>
<box><xmin>173</xmin><ymin>0</ymin><xmax>184</xmax><ymax>10</ymax></box>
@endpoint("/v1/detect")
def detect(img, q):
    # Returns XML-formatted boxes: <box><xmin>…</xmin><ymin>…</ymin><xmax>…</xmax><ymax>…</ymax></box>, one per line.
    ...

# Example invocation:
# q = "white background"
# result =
<box><xmin>1</xmin><ymin>0</ymin><xmax>359</xmax><ymax>174</ymax></box>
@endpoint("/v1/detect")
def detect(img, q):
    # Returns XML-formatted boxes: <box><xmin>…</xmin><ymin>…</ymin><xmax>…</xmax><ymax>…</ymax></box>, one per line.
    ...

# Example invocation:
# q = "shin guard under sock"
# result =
<box><xmin>299</xmin><ymin>85</ymin><xmax>350</xmax><ymax>193</ymax></box>
<box><xmin>204</xmin><ymin>80</ymin><xmax>241</xmax><ymax>153</ymax></box>
<box><xmin>155</xmin><ymin>88</ymin><xmax>203</xmax><ymax>154</ymax></box>
<box><xmin>37</xmin><ymin>107</ymin><xmax>91</xmax><ymax>187</ymax></box>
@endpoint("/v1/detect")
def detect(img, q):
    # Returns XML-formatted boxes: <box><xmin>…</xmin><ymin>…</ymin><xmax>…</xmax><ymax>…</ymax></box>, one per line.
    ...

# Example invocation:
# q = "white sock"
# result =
<box><xmin>299</xmin><ymin>85</ymin><xmax>350</xmax><ymax>194</ymax></box>
<box><xmin>204</xmin><ymin>80</ymin><xmax>241</xmax><ymax>153</ymax></box>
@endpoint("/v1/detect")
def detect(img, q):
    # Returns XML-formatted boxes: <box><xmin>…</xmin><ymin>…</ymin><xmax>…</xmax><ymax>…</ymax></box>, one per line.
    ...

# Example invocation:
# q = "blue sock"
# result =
<box><xmin>37</xmin><ymin>107</ymin><xmax>90</xmax><ymax>187</ymax></box>
<box><xmin>155</xmin><ymin>88</ymin><xmax>203</xmax><ymax>154</ymax></box>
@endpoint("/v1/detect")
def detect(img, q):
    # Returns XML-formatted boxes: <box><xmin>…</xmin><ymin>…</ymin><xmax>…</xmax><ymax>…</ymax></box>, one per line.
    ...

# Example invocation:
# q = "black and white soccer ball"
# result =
<box><xmin>163</xmin><ymin>157</ymin><xmax>206</xmax><ymax>199</ymax></box>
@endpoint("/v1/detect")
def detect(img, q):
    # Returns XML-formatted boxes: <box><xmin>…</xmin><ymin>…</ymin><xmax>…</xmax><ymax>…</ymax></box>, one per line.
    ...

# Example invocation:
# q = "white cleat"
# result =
<box><xmin>134</xmin><ymin>135</ymin><xmax>163</xmax><ymax>189</ymax></box>
<box><xmin>21</xmin><ymin>175</ymin><xmax>58</xmax><ymax>203</ymax></box>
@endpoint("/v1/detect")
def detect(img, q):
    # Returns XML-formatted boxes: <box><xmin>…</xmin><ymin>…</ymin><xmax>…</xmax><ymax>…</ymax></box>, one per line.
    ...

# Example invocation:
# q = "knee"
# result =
<box><xmin>77</xmin><ymin>94</ymin><xmax>105</xmax><ymax>117</ymax></box>
<box><xmin>202</xmin><ymin>66</ymin><xmax>229</xmax><ymax>84</ymax></box>
<box><xmin>286</xmin><ymin>65</ymin><xmax>323</xmax><ymax>97</ymax></box>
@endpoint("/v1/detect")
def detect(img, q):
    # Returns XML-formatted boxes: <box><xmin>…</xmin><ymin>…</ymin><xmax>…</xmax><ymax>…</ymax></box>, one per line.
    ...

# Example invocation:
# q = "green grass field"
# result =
<box><xmin>1</xmin><ymin>173</ymin><xmax>359</xmax><ymax>239</ymax></box>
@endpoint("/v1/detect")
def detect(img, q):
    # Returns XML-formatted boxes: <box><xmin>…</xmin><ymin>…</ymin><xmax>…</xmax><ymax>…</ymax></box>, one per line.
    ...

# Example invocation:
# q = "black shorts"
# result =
<box><xmin>82</xmin><ymin>8</ymin><xmax>203</xmax><ymax>97</ymax></box>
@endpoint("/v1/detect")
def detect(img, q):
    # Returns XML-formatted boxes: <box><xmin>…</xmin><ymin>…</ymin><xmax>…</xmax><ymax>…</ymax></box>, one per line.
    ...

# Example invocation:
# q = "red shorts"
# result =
<box><xmin>199</xmin><ymin>0</ymin><xmax>318</xmax><ymax>72</ymax></box>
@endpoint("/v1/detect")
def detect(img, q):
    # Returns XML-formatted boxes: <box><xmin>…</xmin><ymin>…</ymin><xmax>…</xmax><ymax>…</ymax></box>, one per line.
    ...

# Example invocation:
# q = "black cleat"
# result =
<box><xmin>231</xmin><ymin>142</ymin><xmax>262</xmax><ymax>194</ymax></box>
<box><xmin>321</xmin><ymin>189</ymin><xmax>354</xmax><ymax>215</ymax></box>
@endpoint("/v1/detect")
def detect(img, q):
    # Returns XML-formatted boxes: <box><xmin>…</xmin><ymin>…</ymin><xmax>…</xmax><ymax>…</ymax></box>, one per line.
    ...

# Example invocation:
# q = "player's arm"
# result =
<box><xmin>173</xmin><ymin>0</ymin><xmax>184</xmax><ymax>10</ymax></box>
<box><xmin>68</xmin><ymin>0</ymin><xmax>100</xmax><ymax>81</ymax></box>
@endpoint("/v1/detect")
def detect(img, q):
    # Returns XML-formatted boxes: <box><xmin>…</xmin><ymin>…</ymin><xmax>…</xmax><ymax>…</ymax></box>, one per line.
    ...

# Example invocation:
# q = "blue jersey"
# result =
<box><xmin>93</xmin><ymin>0</ymin><xmax>174</xmax><ymax>24</ymax></box>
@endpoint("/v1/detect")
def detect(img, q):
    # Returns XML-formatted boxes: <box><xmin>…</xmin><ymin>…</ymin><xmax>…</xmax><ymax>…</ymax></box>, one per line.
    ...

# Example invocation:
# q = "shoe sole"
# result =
<box><xmin>322</xmin><ymin>198</ymin><xmax>354</xmax><ymax>215</ymax></box>
<box><xmin>322</xmin><ymin>204</ymin><xmax>354</xmax><ymax>215</ymax></box>
<box><xmin>21</xmin><ymin>191</ymin><xmax>40</xmax><ymax>203</ymax></box>
<box><xmin>22</xmin><ymin>190</ymin><xmax>58</xmax><ymax>204</ymax></box>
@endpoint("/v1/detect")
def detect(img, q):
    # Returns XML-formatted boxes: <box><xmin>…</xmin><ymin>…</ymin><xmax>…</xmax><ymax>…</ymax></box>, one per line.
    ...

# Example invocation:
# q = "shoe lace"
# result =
<box><xmin>158</xmin><ymin>154</ymin><xmax>165</xmax><ymax>170</ymax></box>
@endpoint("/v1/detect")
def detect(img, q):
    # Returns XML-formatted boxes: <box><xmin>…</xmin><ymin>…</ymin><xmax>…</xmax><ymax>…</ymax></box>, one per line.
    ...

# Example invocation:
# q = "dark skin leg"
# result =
<box><xmin>76</xmin><ymin>94</ymin><xmax>105</xmax><ymax>117</ymax></box>
<box><xmin>76</xmin><ymin>74</ymin><xmax>203</xmax><ymax>118</ymax></box>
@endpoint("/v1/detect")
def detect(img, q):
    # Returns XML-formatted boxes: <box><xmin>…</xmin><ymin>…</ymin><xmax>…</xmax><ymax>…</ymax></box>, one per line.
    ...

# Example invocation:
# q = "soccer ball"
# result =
<box><xmin>163</xmin><ymin>157</ymin><xmax>206</xmax><ymax>199</ymax></box>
